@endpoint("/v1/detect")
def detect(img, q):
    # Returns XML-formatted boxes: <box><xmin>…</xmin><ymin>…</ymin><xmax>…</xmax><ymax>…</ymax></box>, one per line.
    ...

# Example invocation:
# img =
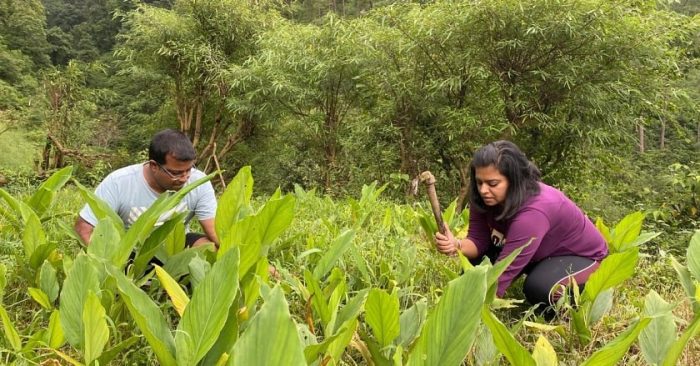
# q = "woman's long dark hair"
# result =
<box><xmin>469</xmin><ymin>141</ymin><xmax>541</xmax><ymax>221</ymax></box>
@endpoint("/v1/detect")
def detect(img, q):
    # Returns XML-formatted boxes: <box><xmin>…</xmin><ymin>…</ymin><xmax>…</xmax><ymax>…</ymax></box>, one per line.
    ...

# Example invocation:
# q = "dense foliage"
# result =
<box><xmin>0</xmin><ymin>0</ymin><xmax>699</xmax><ymax>363</ymax></box>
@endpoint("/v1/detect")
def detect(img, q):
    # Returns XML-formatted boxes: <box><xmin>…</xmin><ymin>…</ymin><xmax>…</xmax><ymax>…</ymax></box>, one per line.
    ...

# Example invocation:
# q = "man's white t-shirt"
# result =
<box><xmin>79</xmin><ymin>163</ymin><xmax>217</xmax><ymax>229</ymax></box>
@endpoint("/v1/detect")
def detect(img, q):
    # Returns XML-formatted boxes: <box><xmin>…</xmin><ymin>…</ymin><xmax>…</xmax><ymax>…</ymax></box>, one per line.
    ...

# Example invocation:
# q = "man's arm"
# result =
<box><xmin>74</xmin><ymin>216</ymin><xmax>95</xmax><ymax>245</ymax></box>
<box><xmin>199</xmin><ymin>218</ymin><xmax>219</xmax><ymax>248</ymax></box>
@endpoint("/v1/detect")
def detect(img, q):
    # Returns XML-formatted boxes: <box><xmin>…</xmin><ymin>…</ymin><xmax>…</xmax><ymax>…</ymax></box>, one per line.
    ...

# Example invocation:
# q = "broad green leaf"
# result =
<box><xmin>60</xmin><ymin>254</ymin><xmax>100</xmax><ymax>348</ymax></box>
<box><xmin>87</xmin><ymin>217</ymin><xmax>122</xmax><ymax>265</ymax></box>
<box><xmin>40</xmin><ymin>261</ymin><xmax>59</xmax><ymax>303</ymax></box>
<box><xmin>46</xmin><ymin>309</ymin><xmax>65</xmax><ymax>348</ymax></box>
<box><xmin>215</xmin><ymin>166</ymin><xmax>253</xmax><ymax>242</ymax></box>
<box><xmin>163</xmin><ymin>246</ymin><xmax>214</xmax><ymax>279</ymax></box>
<box><xmin>83</xmin><ymin>291</ymin><xmax>109</xmax><ymax>365</ymax></box>
<box><xmin>304</xmin><ymin>269</ymin><xmax>331</xmax><ymax>328</ymax></box>
<box><xmin>595</xmin><ymin>217</ymin><xmax>611</xmax><ymax>243</ymax></box>
<box><xmin>588</xmin><ymin>288</ymin><xmax>614</xmax><ymax>325</ymax></box>
<box><xmin>324</xmin><ymin>318</ymin><xmax>358</xmax><ymax>364</ymax></box>
<box><xmin>118</xmin><ymin>173</ymin><xmax>215</xmax><ymax>268</ymax></box>
<box><xmin>398</xmin><ymin>298</ymin><xmax>428</xmax><ymax>349</ymax></box>
<box><xmin>334</xmin><ymin>288</ymin><xmax>369</xmax><ymax>334</ymax></box>
<box><xmin>662</xmin><ymin>313</ymin><xmax>700</xmax><ymax>366</ymax></box>
<box><xmin>132</xmin><ymin>212</ymin><xmax>188</xmax><ymax>278</ymax></box>
<box><xmin>481</xmin><ymin>307</ymin><xmax>536</xmax><ymax>366</ymax></box>
<box><xmin>303</xmin><ymin>327</ymin><xmax>344</xmax><ymax>364</ymax></box>
<box><xmin>686</xmin><ymin>231</ymin><xmax>700</xmax><ymax>281</ymax></box>
<box><xmin>28</xmin><ymin>287</ymin><xmax>52</xmax><ymax>309</ymax></box>
<box><xmin>227</xmin><ymin>194</ymin><xmax>295</xmax><ymax>276</ymax></box>
<box><xmin>231</xmin><ymin>287</ymin><xmax>306</xmax><ymax>366</ymax></box>
<box><xmin>107</xmin><ymin>265</ymin><xmax>176</xmax><ymax>366</ymax></box>
<box><xmin>610</xmin><ymin>211</ymin><xmax>645</xmax><ymax>252</ymax></box>
<box><xmin>325</xmin><ymin>268</ymin><xmax>347</xmax><ymax>333</ymax></box>
<box><xmin>199</xmin><ymin>302</ymin><xmax>240</xmax><ymax>366</ymax></box>
<box><xmin>0</xmin><ymin>305</ymin><xmax>21</xmax><ymax>351</ymax></box>
<box><xmin>188</xmin><ymin>255</ymin><xmax>211</xmax><ymax>289</ymax></box>
<box><xmin>532</xmin><ymin>336</ymin><xmax>558</xmax><ymax>366</ymax></box>
<box><xmin>624</xmin><ymin>231</ymin><xmax>661</xmax><ymax>251</ymax></box>
<box><xmin>570</xmin><ymin>308</ymin><xmax>592</xmax><ymax>345</ymax></box>
<box><xmin>366</xmin><ymin>288</ymin><xmax>400</xmax><ymax>347</ymax></box>
<box><xmin>74</xmin><ymin>180</ymin><xmax>125</xmax><ymax>236</ymax></box>
<box><xmin>365</xmin><ymin>337</ymin><xmax>393</xmax><ymax>366</ymax></box>
<box><xmin>27</xmin><ymin>166</ymin><xmax>73</xmax><ymax>218</ymax></box>
<box><xmin>29</xmin><ymin>243</ymin><xmax>56</xmax><ymax>270</ymax></box>
<box><xmin>581</xmin><ymin>318</ymin><xmax>651</xmax><ymax>366</ymax></box>
<box><xmin>670</xmin><ymin>256</ymin><xmax>698</xmax><ymax>313</ymax></box>
<box><xmin>313</xmin><ymin>229</ymin><xmax>355</xmax><ymax>280</ymax></box>
<box><xmin>164</xmin><ymin>220</ymin><xmax>186</xmax><ymax>257</ymax></box>
<box><xmin>474</xmin><ymin>323</ymin><xmax>498</xmax><ymax>366</ymax></box>
<box><xmin>407</xmin><ymin>266</ymin><xmax>488</xmax><ymax>366</ymax></box>
<box><xmin>640</xmin><ymin>291</ymin><xmax>676</xmax><ymax>366</ymax></box>
<box><xmin>97</xmin><ymin>336</ymin><xmax>139</xmax><ymax>365</ymax></box>
<box><xmin>583</xmin><ymin>248</ymin><xmax>638</xmax><ymax>303</ymax></box>
<box><xmin>23</xmin><ymin>209</ymin><xmax>47</xmax><ymax>263</ymax></box>
<box><xmin>176</xmin><ymin>247</ymin><xmax>240</xmax><ymax>366</ymax></box>
<box><xmin>154</xmin><ymin>265</ymin><xmax>190</xmax><ymax>317</ymax></box>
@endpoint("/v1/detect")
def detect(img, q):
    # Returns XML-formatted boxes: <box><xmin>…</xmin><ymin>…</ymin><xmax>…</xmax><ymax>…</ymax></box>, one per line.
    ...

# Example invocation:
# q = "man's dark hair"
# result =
<box><xmin>469</xmin><ymin>140</ymin><xmax>541</xmax><ymax>221</ymax></box>
<box><xmin>148</xmin><ymin>129</ymin><xmax>196</xmax><ymax>164</ymax></box>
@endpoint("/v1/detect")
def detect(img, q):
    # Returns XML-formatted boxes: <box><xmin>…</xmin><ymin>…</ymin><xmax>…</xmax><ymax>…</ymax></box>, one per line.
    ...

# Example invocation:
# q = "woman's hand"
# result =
<box><xmin>434</xmin><ymin>223</ymin><xmax>460</xmax><ymax>256</ymax></box>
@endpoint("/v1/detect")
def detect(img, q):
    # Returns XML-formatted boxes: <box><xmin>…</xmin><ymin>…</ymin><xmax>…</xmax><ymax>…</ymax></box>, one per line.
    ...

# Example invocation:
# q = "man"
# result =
<box><xmin>75</xmin><ymin>129</ymin><xmax>218</xmax><ymax>248</ymax></box>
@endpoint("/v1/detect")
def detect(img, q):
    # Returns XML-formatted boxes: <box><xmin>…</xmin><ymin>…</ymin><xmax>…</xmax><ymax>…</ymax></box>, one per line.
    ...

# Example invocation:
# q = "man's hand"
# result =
<box><xmin>74</xmin><ymin>216</ymin><xmax>95</xmax><ymax>246</ymax></box>
<box><xmin>434</xmin><ymin>223</ymin><xmax>460</xmax><ymax>256</ymax></box>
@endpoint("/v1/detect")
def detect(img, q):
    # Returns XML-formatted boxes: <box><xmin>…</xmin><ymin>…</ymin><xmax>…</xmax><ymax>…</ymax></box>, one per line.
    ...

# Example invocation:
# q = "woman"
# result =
<box><xmin>435</xmin><ymin>141</ymin><xmax>608</xmax><ymax>307</ymax></box>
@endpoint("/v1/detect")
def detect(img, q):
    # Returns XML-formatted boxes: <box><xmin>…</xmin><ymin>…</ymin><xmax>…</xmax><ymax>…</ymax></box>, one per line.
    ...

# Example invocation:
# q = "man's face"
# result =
<box><xmin>150</xmin><ymin>154</ymin><xmax>195</xmax><ymax>191</ymax></box>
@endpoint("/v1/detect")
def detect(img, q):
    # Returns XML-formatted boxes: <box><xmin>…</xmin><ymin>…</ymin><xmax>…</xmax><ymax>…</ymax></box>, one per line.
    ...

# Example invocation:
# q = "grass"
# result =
<box><xmin>0</xmin><ymin>126</ymin><xmax>37</xmax><ymax>172</ymax></box>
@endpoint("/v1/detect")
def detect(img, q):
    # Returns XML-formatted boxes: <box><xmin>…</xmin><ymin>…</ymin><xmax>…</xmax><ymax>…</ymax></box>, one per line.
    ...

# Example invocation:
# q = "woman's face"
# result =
<box><xmin>475</xmin><ymin>165</ymin><xmax>509</xmax><ymax>206</ymax></box>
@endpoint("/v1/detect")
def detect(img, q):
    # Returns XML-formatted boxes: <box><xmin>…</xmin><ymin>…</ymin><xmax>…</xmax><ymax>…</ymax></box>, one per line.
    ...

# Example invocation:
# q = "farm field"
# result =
<box><xmin>0</xmin><ymin>167</ymin><xmax>698</xmax><ymax>365</ymax></box>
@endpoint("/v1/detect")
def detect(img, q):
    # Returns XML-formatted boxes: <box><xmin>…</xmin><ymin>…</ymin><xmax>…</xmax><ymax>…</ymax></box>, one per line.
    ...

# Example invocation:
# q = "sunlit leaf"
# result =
<box><xmin>83</xmin><ymin>291</ymin><xmax>109</xmax><ymax>365</ymax></box>
<box><xmin>532</xmin><ymin>335</ymin><xmax>557</xmax><ymax>366</ymax></box>
<box><xmin>481</xmin><ymin>307</ymin><xmax>536</xmax><ymax>366</ymax></box>
<box><xmin>581</xmin><ymin>318</ymin><xmax>651</xmax><ymax>366</ymax></box>
<box><xmin>154</xmin><ymin>265</ymin><xmax>190</xmax><ymax>317</ymax></box>
<box><xmin>365</xmin><ymin>288</ymin><xmax>400</xmax><ymax>347</ymax></box>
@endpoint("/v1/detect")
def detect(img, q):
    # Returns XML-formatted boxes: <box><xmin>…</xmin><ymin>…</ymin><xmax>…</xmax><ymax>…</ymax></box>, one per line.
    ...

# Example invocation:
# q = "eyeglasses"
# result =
<box><xmin>153</xmin><ymin>161</ymin><xmax>194</xmax><ymax>179</ymax></box>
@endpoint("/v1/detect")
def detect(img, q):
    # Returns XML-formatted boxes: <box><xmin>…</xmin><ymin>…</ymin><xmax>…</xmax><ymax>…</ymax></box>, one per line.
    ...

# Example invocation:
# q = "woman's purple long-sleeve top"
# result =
<box><xmin>467</xmin><ymin>183</ymin><xmax>608</xmax><ymax>297</ymax></box>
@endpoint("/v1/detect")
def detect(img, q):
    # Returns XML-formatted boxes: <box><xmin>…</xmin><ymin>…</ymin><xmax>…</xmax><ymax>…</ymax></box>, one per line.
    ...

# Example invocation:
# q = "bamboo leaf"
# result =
<box><xmin>481</xmin><ymin>307</ymin><xmax>536</xmax><ymax>366</ymax></box>
<box><xmin>107</xmin><ymin>265</ymin><xmax>176</xmax><ymax>366</ymax></box>
<box><xmin>175</xmin><ymin>247</ymin><xmax>240</xmax><ymax>366</ymax></box>
<box><xmin>407</xmin><ymin>266</ymin><xmax>488</xmax><ymax>366</ymax></box>
<box><xmin>154</xmin><ymin>265</ymin><xmax>190</xmax><ymax>317</ymax></box>
<box><xmin>365</xmin><ymin>288</ymin><xmax>400</xmax><ymax>347</ymax></box>
<box><xmin>83</xmin><ymin>291</ymin><xmax>109</xmax><ymax>365</ymax></box>
<box><xmin>313</xmin><ymin>229</ymin><xmax>355</xmax><ymax>280</ymax></box>
<box><xmin>231</xmin><ymin>287</ymin><xmax>306</xmax><ymax>366</ymax></box>
<box><xmin>60</xmin><ymin>254</ymin><xmax>100</xmax><ymax>348</ymax></box>
<box><xmin>581</xmin><ymin>318</ymin><xmax>651</xmax><ymax>366</ymax></box>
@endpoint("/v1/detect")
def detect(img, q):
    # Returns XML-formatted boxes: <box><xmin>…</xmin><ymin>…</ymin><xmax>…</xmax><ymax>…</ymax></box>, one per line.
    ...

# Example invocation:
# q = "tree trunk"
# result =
<box><xmin>638</xmin><ymin>123</ymin><xmax>645</xmax><ymax>154</ymax></box>
<box><xmin>456</xmin><ymin>163</ymin><xmax>470</xmax><ymax>212</ymax></box>
<box><xmin>659</xmin><ymin>118</ymin><xmax>665</xmax><ymax>149</ymax></box>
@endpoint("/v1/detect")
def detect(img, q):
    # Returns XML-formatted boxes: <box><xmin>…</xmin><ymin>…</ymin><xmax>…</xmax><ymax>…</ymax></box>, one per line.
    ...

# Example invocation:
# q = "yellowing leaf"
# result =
<box><xmin>532</xmin><ymin>336</ymin><xmax>558</xmax><ymax>366</ymax></box>
<box><xmin>154</xmin><ymin>265</ymin><xmax>190</xmax><ymax>317</ymax></box>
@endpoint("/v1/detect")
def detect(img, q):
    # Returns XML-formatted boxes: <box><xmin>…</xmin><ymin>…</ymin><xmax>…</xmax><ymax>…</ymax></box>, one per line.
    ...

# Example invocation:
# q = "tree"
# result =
<box><xmin>116</xmin><ymin>0</ymin><xmax>277</xmax><ymax>169</ymax></box>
